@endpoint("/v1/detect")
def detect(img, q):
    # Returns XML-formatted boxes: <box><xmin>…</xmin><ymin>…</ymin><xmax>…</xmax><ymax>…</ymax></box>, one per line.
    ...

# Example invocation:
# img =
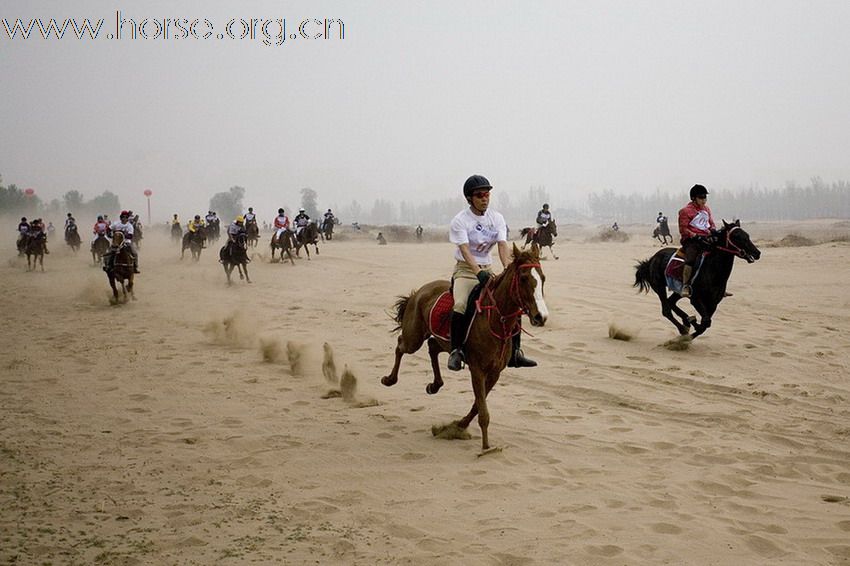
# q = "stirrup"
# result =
<box><xmin>447</xmin><ymin>349</ymin><xmax>465</xmax><ymax>371</ymax></box>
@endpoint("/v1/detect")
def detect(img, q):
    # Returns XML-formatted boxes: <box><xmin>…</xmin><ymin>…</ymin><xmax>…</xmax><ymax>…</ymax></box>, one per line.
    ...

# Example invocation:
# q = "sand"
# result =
<box><xmin>2</xmin><ymin>221</ymin><xmax>850</xmax><ymax>565</ymax></box>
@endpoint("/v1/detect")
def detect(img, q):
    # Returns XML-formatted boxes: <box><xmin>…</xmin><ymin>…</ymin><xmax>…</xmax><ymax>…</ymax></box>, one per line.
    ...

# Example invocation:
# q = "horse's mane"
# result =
<box><xmin>491</xmin><ymin>247</ymin><xmax>539</xmax><ymax>286</ymax></box>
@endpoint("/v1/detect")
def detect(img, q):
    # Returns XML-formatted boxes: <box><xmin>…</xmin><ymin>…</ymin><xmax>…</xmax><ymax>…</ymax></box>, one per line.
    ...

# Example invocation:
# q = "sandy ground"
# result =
<box><xmin>1</xmin><ymin>220</ymin><xmax>849</xmax><ymax>565</ymax></box>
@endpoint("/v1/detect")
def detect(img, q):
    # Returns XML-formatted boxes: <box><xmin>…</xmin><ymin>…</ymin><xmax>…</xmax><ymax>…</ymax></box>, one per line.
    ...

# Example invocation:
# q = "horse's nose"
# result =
<box><xmin>530</xmin><ymin>312</ymin><xmax>547</xmax><ymax>327</ymax></box>
<box><xmin>752</xmin><ymin>249</ymin><xmax>761</xmax><ymax>260</ymax></box>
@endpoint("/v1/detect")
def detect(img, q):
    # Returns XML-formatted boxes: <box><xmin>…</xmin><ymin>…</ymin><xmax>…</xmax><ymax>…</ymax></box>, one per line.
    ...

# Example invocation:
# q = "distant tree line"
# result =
<box><xmin>591</xmin><ymin>177</ymin><xmax>850</xmax><ymax>224</ymax></box>
<box><xmin>0</xmin><ymin>176</ymin><xmax>121</xmax><ymax>222</ymax></box>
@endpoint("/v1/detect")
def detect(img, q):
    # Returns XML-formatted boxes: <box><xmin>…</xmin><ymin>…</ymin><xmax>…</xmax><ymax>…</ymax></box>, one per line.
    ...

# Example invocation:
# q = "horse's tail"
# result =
<box><xmin>390</xmin><ymin>293</ymin><xmax>413</xmax><ymax>332</ymax></box>
<box><xmin>634</xmin><ymin>259</ymin><xmax>652</xmax><ymax>293</ymax></box>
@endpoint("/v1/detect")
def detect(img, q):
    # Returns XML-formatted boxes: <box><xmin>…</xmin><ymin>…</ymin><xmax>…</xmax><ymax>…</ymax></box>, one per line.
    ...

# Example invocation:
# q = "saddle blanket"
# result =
<box><xmin>664</xmin><ymin>250</ymin><xmax>704</xmax><ymax>294</ymax></box>
<box><xmin>428</xmin><ymin>291</ymin><xmax>454</xmax><ymax>341</ymax></box>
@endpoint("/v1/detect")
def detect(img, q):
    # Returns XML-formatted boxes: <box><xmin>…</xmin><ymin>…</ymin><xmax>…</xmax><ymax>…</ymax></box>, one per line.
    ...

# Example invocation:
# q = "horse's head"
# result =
<box><xmin>719</xmin><ymin>219</ymin><xmax>761</xmax><ymax>263</ymax></box>
<box><xmin>548</xmin><ymin>219</ymin><xmax>557</xmax><ymax>237</ymax></box>
<box><xmin>112</xmin><ymin>231</ymin><xmax>125</xmax><ymax>247</ymax></box>
<box><xmin>508</xmin><ymin>243</ymin><xmax>549</xmax><ymax>327</ymax></box>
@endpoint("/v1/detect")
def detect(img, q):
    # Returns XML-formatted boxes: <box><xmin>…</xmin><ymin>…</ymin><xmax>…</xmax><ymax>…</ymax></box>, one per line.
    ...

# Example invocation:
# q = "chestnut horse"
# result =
<box><xmin>380</xmin><ymin>243</ymin><xmax>549</xmax><ymax>453</ymax></box>
<box><xmin>270</xmin><ymin>230</ymin><xmax>295</xmax><ymax>265</ymax></box>
<box><xmin>246</xmin><ymin>220</ymin><xmax>260</xmax><ymax>247</ymax></box>
<box><xmin>104</xmin><ymin>232</ymin><xmax>135</xmax><ymax>303</ymax></box>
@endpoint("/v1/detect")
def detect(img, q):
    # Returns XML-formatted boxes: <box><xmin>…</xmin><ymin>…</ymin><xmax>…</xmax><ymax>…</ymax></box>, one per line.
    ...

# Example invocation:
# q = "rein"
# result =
<box><xmin>475</xmin><ymin>262</ymin><xmax>540</xmax><ymax>358</ymax></box>
<box><xmin>715</xmin><ymin>226</ymin><xmax>747</xmax><ymax>258</ymax></box>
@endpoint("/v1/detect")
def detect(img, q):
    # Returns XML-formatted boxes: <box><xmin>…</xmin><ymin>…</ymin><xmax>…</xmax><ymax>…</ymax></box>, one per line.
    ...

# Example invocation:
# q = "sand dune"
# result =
<box><xmin>1</xmin><ymin>222</ymin><xmax>849</xmax><ymax>565</ymax></box>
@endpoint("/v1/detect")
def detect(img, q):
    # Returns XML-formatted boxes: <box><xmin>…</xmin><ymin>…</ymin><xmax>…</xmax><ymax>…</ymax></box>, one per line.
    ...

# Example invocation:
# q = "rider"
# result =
<box><xmin>30</xmin><ymin>218</ymin><xmax>49</xmax><ymax>253</ymax></box>
<box><xmin>110</xmin><ymin>210</ymin><xmax>140</xmax><ymax>273</ymax></box>
<box><xmin>227</xmin><ymin>215</ymin><xmax>246</xmax><ymax>245</ymax></box>
<box><xmin>244</xmin><ymin>207</ymin><xmax>256</xmax><ymax>226</ymax></box>
<box><xmin>205</xmin><ymin>210</ymin><xmax>216</xmax><ymax>226</ymax></box>
<box><xmin>376</xmin><ymin>232</ymin><xmax>387</xmax><ymax>245</ymax></box>
<box><xmin>656</xmin><ymin>211</ymin><xmax>667</xmax><ymax>226</ymax></box>
<box><xmin>47</xmin><ymin>221</ymin><xmax>55</xmax><ymax>237</ymax></box>
<box><xmin>322</xmin><ymin>208</ymin><xmax>335</xmax><ymax>230</ymax></box>
<box><xmin>415</xmin><ymin>224</ymin><xmax>423</xmax><ymax>240</ymax></box>
<box><xmin>187</xmin><ymin>214</ymin><xmax>205</xmax><ymax>234</ymax></box>
<box><xmin>447</xmin><ymin>174</ymin><xmax>536</xmax><ymax>372</ymax></box>
<box><xmin>64</xmin><ymin>212</ymin><xmax>76</xmax><ymax>231</ymax></box>
<box><xmin>273</xmin><ymin>208</ymin><xmax>290</xmax><ymax>241</ymax></box>
<box><xmin>293</xmin><ymin>208</ymin><xmax>310</xmax><ymax>238</ymax></box>
<box><xmin>171</xmin><ymin>213</ymin><xmax>181</xmax><ymax>229</ymax></box>
<box><xmin>536</xmin><ymin>203</ymin><xmax>552</xmax><ymax>228</ymax></box>
<box><xmin>611</xmin><ymin>221</ymin><xmax>619</xmax><ymax>232</ymax></box>
<box><xmin>677</xmin><ymin>184</ymin><xmax>718</xmax><ymax>298</ymax></box>
<box><xmin>92</xmin><ymin>215</ymin><xmax>110</xmax><ymax>243</ymax></box>
<box><xmin>17</xmin><ymin>217</ymin><xmax>29</xmax><ymax>246</ymax></box>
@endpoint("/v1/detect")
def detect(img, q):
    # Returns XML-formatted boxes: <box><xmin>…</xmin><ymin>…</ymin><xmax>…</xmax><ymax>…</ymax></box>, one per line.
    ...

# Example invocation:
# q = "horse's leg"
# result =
<box><xmin>128</xmin><ymin>275</ymin><xmax>135</xmax><ymax>300</ymax></box>
<box><xmin>455</xmin><ymin>367</ymin><xmax>491</xmax><ymax>451</ymax></box>
<box><xmin>690</xmin><ymin>299</ymin><xmax>716</xmax><ymax>339</ymax></box>
<box><xmin>656</xmin><ymin>290</ymin><xmax>688</xmax><ymax>335</ymax></box>
<box><xmin>669</xmin><ymin>295</ymin><xmax>696</xmax><ymax>330</ymax></box>
<box><xmin>242</xmin><ymin>262</ymin><xmax>250</xmax><ymax>283</ymax></box>
<box><xmin>425</xmin><ymin>337</ymin><xmax>445</xmax><ymax>394</ymax></box>
<box><xmin>381</xmin><ymin>329</ymin><xmax>428</xmax><ymax>387</ymax></box>
<box><xmin>550</xmin><ymin>245</ymin><xmax>559</xmax><ymax>260</ymax></box>
<box><xmin>109</xmin><ymin>275</ymin><xmax>119</xmax><ymax>303</ymax></box>
<box><xmin>39</xmin><ymin>253</ymin><xmax>44</xmax><ymax>271</ymax></box>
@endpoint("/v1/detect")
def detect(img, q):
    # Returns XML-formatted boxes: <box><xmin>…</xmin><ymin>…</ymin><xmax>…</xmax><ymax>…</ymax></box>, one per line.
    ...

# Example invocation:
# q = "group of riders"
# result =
<box><xmin>170</xmin><ymin>206</ymin><xmax>338</xmax><ymax>252</ymax></box>
<box><xmin>17</xmin><ymin>210</ymin><xmax>143</xmax><ymax>273</ymax></box>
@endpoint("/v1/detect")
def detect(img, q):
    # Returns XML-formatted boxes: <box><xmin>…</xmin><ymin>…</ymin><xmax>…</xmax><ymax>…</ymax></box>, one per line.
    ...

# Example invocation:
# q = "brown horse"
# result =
<box><xmin>380</xmin><ymin>243</ymin><xmax>549</xmax><ymax>453</ymax></box>
<box><xmin>65</xmin><ymin>224</ymin><xmax>81</xmax><ymax>253</ymax></box>
<box><xmin>295</xmin><ymin>222</ymin><xmax>320</xmax><ymax>259</ymax></box>
<box><xmin>104</xmin><ymin>232</ymin><xmax>135</xmax><ymax>303</ymax></box>
<box><xmin>181</xmin><ymin>227</ymin><xmax>207</xmax><ymax>261</ymax></box>
<box><xmin>270</xmin><ymin>230</ymin><xmax>295</xmax><ymax>265</ymax></box>
<box><xmin>520</xmin><ymin>220</ymin><xmax>558</xmax><ymax>260</ymax></box>
<box><xmin>25</xmin><ymin>233</ymin><xmax>46</xmax><ymax>271</ymax></box>
<box><xmin>246</xmin><ymin>220</ymin><xmax>260</xmax><ymax>247</ymax></box>
<box><xmin>91</xmin><ymin>234</ymin><xmax>110</xmax><ymax>266</ymax></box>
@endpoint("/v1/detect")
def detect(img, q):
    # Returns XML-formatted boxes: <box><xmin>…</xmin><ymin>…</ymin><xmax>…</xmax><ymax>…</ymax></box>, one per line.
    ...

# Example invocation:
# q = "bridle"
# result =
<box><xmin>715</xmin><ymin>226</ymin><xmax>753</xmax><ymax>260</ymax></box>
<box><xmin>475</xmin><ymin>262</ymin><xmax>541</xmax><ymax>356</ymax></box>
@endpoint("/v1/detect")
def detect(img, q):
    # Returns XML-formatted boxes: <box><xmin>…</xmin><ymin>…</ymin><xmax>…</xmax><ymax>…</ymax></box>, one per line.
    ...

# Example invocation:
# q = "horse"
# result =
<box><xmin>181</xmin><ymin>227</ymin><xmax>207</xmax><ymax>261</ymax></box>
<box><xmin>91</xmin><ymin>234</ymin><xmax>111</xmax><ymax>266</ymax></box>
<box><xmin>65</xmin><ymin>224</ymin><xmax>81</xmax><ymax>253</ymax></box>
<box><xmin>246</xmin><ymin>220</ymin><xmax>260</xmax><ymax>248</ymax></box>
<box><xmin>171</xmin><ymin>222</ymin><xmax>182</xmax><ymax>243</ymax></box>
<box><xmin>520</xmin><ymin>220</ymin><xmax>558</xmax><ymax>260</ymax></box>
<box><xmin>219</xmin><ymin>232</ymin><xmax>251</xmax><ymax>285</ymax></box>
<box><xmin>380</xmin><ymin>243</ymin><xmax>549</xmax><ymax>453</ymax></box>
<box><xmin>294</xmin><ymin>222</ymin><xmax>320</xmax><ymax>259</ymax></box>
<box><xmin>104</xmin><ymin>232</ymin><xmax>135</xmax><ymax>303</ymax></box>
<box><xmin>132</xmin><ymin>222</ymin><xmax>143</xmax><ymax>249</ymax></box>
<box><xmin>207</xmin><ymin>219</ymin><xmax>220</xmax><ymax>243</ymax></box>
<box><xmin>653</xmin><ymin>219</ymin><xmax>673</xmax><ymax>245</ymax></box>
<box><xmin>634</xmin><ymin>220</ymin><xmax>761</xmax><ymax>338</ymax></box>
<box><xmin>270</xmin><ymin>230</ymin><xmax>295</xmax><ymax>265</ymax></box>
<box><xmin>321</xmin><ymin>218</ymin><xmax>335</xmax><ymax>241</ymax></box>
<box><xmin>25</xmin><ymin>233</ymin><xmax>46</xmax><ymax>271</ymax></box>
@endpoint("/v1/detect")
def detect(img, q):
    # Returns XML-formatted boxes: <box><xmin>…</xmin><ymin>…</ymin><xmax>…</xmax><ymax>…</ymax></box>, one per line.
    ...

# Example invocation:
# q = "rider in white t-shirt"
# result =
<box><xmin>446</xmin><ymin>174</ymin><xmax>536</xmax><ymax>371</ymax></box>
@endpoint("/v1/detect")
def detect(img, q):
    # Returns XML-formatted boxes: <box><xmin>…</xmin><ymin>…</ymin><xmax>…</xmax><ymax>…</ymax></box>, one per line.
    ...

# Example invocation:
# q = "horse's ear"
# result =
<box><xmin>722</xmin><ymin>219</ymin><xmax>730</xmax><ymax>229</ymax></box>
<box><xmin>734</xmin><ymin>218</ymin><xmax>740</xmax><ymax>227</ymax></box>
<box><xmin>512</xmin><ymin>242</ymin><xmax>521</xmax><ymax>259</ymax></box>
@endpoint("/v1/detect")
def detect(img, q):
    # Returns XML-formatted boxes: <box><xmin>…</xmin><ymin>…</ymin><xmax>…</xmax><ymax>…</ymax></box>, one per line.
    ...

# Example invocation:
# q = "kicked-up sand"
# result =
<box><xmin>1</xmin><ymin>220</ymin><xmax>849</xmax><ymax>565</ymax></box>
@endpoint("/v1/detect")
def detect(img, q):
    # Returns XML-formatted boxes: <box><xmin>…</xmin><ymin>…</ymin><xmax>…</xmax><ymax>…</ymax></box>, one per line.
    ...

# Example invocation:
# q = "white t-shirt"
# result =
<box><xmin>449</xmin><ymin>207</ymin><xmax>507</xmax><ymax>265</ymax></box>
<box><xmin>110</xmin><ymin>220</ymin><xmax>135</xmax><ymax>238</ymax></box>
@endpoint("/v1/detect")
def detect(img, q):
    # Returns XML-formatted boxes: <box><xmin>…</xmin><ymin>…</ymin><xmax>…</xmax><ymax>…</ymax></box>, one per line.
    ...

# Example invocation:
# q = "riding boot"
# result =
<box><xmin>508</xmin><ymin>333</ymin><xmax>537</xmax><ymax>368</ymax></box>
<box><xmin>447</xmin><ymin>312</ymin><xmax>467</xmax><ymax>371</ymax></box>
<box><xmin>680</xmin><ymin>265</ymin><xmax>693</xmax><ymax>297</ymax></box>
<box><xmin>132</xmin><ymin>251</ymin><xmax>141</xmax><ymax>274</ymax></box>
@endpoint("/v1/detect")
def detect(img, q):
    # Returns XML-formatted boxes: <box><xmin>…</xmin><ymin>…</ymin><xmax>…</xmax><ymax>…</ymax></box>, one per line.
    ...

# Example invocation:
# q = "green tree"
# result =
<box><xmin>209</xmin><ymin>186</ymin><xmax>245</xmax><ymax>222</ymax></box>
<box><xmin>62</xmin><ymin>190</ymin><xmax>84</xmax><ymax>214</ymax></box>
<box><xmin>300</xmin><ymin>187</ymin><xmax>318</xmax><ymax>218</ymax></box>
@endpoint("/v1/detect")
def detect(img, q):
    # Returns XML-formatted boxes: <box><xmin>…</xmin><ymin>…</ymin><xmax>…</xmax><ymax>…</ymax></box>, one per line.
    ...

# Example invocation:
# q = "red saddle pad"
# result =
<box><xmin>428</xmin><ymin>291</ymin><xmax>454</xmax><ymax>341</ymax></box>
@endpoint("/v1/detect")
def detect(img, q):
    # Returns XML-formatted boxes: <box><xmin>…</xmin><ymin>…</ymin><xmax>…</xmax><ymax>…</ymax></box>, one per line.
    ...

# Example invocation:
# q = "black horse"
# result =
<box><xmin>181</xmin><ymin>227</ymin><xmax>207</xmax><ymax>261</ymax></box>
<box><xmin>634</xmin><ymin>220</ymin><xmax>761</xmax><ymax>338</ymax></box>
<box><xmin>171</xmin><ymin>222</ymin><xmax>182</xmax><ymax>243</ymax></box>
<box><xmin>520</xmin><ymin>220</ymin><xmax>558</xmax><ymax>260</ymax></box>
<box><xmin>295</xmin><ymin>222</ymin><xmax>320</xmax><ymax>259</ymax></box>
<box><xmin>65</xmin><ymin>224</ymin><xmax>81</xmax><ymax>253</ymax></box>
<box><xmin>219</xmin><ymin>232</ymin><xmax>251</xmax><ymax>285</ymax></box>
<box><xmin>653</xmin><ymin>218</ymin><xmax>673</xmax><ymax>245</ymax></box>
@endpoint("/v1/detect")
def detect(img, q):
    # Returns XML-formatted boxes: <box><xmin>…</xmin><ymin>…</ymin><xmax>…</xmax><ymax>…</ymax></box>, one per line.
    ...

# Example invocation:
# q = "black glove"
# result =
<box><xmin>476</xmin><ymin>271</ymin><xmax>492</xmax><ymax>285</ymax></box>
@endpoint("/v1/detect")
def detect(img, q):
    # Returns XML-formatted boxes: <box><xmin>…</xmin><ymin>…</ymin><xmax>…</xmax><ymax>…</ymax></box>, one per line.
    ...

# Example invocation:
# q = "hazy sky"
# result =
<box><xmin>2</xmin><ymin>0</ymin><xmax>850</xmax><ymax>220</ymax></box>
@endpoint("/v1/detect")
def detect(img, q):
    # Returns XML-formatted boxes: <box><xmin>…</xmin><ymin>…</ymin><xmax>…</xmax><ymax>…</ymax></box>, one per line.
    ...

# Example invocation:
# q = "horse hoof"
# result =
<box><xmin>380</xmin><ymin>376</ymin><xmax>397</xmax><ymax>387</ymax></box>
<box><xmin>425</xmin><ymin>383</ymin><xmax>442</xmax><ymax>395</ymax></box>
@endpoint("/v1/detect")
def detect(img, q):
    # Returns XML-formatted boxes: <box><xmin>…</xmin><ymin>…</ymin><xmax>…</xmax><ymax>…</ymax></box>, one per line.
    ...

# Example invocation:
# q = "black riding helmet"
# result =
<box><xmin>542</xmin><ymin>203</ymin><xmax>549</xmax><ymax>209</ymax></box>
<box><xmin>278</xmin><ymin>208</ymin><xmax>284</xmax><ymax>214</ymax></box>
<box><xmin>690</xmin><ymin>184</ymin><xmax>709</xmax><ymax>199</ymax></box>
<box><xmin>463</xmin><ymin>174</ymin><xmax>492</xmax><ymax>199</ymax></box>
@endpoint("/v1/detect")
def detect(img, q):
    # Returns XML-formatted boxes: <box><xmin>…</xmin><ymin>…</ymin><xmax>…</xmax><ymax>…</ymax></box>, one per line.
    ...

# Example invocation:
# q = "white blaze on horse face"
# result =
<box><xmin>530</xmin><ymin>269</ymin><xmax>549</xmax><ymax>321</ymax></box>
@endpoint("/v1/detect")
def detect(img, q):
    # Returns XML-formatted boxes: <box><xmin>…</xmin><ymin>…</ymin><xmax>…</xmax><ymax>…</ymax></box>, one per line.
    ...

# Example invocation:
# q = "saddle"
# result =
<box><xmin>428</xmin><ymin>284</ymin><xmax>483</xmax><ymax>341</ymax></box>
<box><xmin>664</xmin><ymin>249</ymin><xmax>706</xmax><ymax>294</ymax></box>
